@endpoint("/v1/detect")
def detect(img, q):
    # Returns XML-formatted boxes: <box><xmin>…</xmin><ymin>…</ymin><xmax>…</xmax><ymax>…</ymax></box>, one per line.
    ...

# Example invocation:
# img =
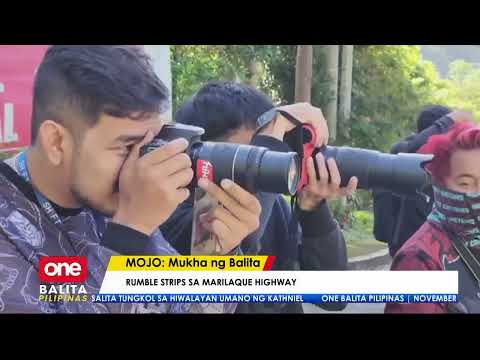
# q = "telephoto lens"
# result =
<box><xmin>316</xmin><ymin>146</ymin><xmax>433</xmax><ymax>195</ymax></box>
<box><xmin>283</xmin><ymin>124</ymin><xmax>433</xmax><ymax>196</ymax></box>
<box><xmin>140</xmin><ymin>123</ymin><xmax>300</xmax><ymax>195</ymax></box>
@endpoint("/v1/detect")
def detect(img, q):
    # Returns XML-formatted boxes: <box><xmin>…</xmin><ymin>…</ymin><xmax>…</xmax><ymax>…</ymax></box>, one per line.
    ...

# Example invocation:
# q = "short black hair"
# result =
<box><xmin>416</xmin><ymin>105</ymin><xmax>451</xmax><ymax>132</ymax></box>
<box><xmin>175</xmin><ymin>82</ymin><xmax>274</xmax><ymax>141</ymax></box>
<box><xmin>31</xmin><ymin>45</ymin><xmax>169</xmax><ymax>143</ymax></box>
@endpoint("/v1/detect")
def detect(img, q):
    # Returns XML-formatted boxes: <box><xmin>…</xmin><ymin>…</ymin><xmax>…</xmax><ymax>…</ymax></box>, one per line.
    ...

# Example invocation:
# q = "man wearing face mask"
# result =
<box><xmin>385</xmin><ymin>122</ymin><xmax>480</xmax><ymax>314</ymax></box>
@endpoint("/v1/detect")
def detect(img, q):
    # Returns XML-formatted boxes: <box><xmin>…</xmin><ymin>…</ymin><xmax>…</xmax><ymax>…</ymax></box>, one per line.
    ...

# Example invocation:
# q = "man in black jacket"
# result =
<box><xmin>160</xmin><ymin>82</ymin><xmax>358</xmax><ymax>313</ymax></box>
<box><xmin>373</xmin><ymin>105</ymin><xmax>475</xmax><ymax>257</ymax></box>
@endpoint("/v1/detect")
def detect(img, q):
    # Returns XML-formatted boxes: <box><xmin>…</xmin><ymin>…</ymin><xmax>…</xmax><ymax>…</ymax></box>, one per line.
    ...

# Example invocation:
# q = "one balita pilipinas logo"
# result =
<box><xmin>107</xmin><ymin>255</ymin><xmax>275</xmax><ymax>271</ymax></box>
<box><xmin>38</xmin><ymin>256</ymin><xmax>88</xmax><ymax>302</ymax></box>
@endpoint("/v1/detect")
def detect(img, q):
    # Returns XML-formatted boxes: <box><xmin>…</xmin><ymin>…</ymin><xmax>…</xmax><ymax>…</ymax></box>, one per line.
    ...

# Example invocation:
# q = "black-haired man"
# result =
<box><xmin>0</xmin><ymin>46</ymin><xmax>267</xmax><ymax>313</ymax></box>
<box><xmin>161</xmin><ymin>82</ymin><xmax>357</xmax><ymax>313</ymax></box>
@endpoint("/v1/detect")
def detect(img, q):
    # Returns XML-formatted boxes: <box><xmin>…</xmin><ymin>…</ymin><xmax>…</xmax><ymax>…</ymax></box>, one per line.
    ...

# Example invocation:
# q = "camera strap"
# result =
<box><xmin>256</xmin><ymin>109</ymin><xmax>303</xmax><ymax>212</ymax></box>
<box><xmin>445</xmin><ymin>227</ymin><xmax>480</xmax><ymax>283</ymax></box>
<box><xmin>276</xmin><ymin>110</ymin><xmax>303</xmax><ymax>128</ymax></box>
<box><xmin>255</xmin><ymin>108</ymin><xmax>319</xmax><ymax>212</ymax></box>
<box><xmin>255</xmin><ymin>108</ymin><xmax>303</xmax><ymax>137</ymax></box>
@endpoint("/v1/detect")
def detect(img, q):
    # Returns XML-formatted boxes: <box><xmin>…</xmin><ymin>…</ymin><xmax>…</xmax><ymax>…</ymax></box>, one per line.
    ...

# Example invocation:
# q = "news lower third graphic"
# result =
<box><xmin>36</xmin><ymin>255</ymin><xmax>459</xmax><ymax>305</ymax></box>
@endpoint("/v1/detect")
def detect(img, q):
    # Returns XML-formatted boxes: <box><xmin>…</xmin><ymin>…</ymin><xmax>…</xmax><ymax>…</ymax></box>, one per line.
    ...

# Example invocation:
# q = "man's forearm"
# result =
<box><xmin>297</xmin><ymin>201</ymin><xmax>348</xmax><ymax>271</ymax></box>
<box><xmin>402</xmin><ymin>115</ymin><xmax>454</xmax><ymax>154</ymax></box>
<box><xmin>102</xmin><ymin>223</ymin><xmax>178</xmax><ymax>256</ymax></box>
<box><xmin>297</xmin><ymin>202</ymin><xmax>348</xmax><ymax>311</ymax></box>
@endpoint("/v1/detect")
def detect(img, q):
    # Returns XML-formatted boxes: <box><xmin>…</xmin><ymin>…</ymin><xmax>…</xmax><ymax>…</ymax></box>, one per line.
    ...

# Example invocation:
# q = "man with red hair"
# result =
<box><xmin>385</xmin><ymin>122</ymin><xmax>480</xmax><ymax>313</ymax></box>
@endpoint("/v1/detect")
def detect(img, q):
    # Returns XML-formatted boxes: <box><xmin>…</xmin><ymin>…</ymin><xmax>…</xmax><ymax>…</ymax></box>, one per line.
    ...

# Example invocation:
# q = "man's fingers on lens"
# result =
<box><xmin>306</xmin><ymin>157</ymin><xmax>318</xmax><ymax>187</ymax></box>
<box><xmin>210</xmin><ymin>206</ymin><xmax>239</xmax><ymax>231</ymax></box>
<box><xmin>198</xmin><ymin>179</ymin><xmax>253</xmax><ymax>223</ymax></box>
<box><xmin>315</xmin><ymin>153</ymin><xmax>329</xmax><ymax>186</ymax></box>
<box><xmin>198</xmin><ymin>179</ymin><xmax>229</xmax><ymax>203</ymax></box>
<box><xmin>327</xmin><ymin>158</ymin><xmax>341</xmax><ymax>188</ymax></box>
<box><xmin>209</xmin><ymin>207</ymin><xmax>255</xmax><ymax>250</ymax></box>
<box><xmin>211</xmin><ymin>221</ymin><xmax>237</xmax><ymax>253</ymax></box>
<box><xmin>210</xmin><ymin>206</ymin><xmax>254</xmax><ymax>235</ymax></box>
<box><xmin>220</xmin><ymin>179</ymin><xmax>261</xmax><ymax>216</ymax></box>
<box><xmin>346</xmin><ymin>176</ymin><xmax>358</xmax><ymax>195</ymax></box>
<box><xmin>209</xmin><ymin>219</ymin><xmax>230</xmax><ymax>241</ymax></box>
<box><xmin>330</xmin><ymin>177</ymin><xmax>357</xmax><ymax>199</ymax></box>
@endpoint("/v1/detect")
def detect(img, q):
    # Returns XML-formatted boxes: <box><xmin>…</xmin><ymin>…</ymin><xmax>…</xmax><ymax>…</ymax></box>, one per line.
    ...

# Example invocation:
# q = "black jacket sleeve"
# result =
<box><xmin>295</xmin><ymin>201</ymin><xmax>348</xmax><ymax>311</ymax></box>
<box><xmin>373</xmin><ymin>188</ymin><xmax>396</xmax><ymax>243</ymax></box>
<box><xmin>101</xmin><ymin>223</ymin><xmax>151</xmax><ymax>255</ymax></box>
<box><xmin>296</xmin><ymin>201</ymin><xmax>347</xmax><ymax>270</ymax></box>
<box><xmin>159</xmin><ymin>201</ymin><xmax>194</xmax><ymax>255</ymax></box>
<box><xmin>391</xmin><ymin>115</ymin><xmax>454</xmax><ymax>154</ymax></box>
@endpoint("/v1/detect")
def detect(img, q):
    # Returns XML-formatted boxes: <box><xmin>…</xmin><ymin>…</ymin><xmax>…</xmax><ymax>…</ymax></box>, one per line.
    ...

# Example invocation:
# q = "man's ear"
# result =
<box><xmin>36</xmin><ymin>120</ymin><xmax>73</xmax><ymax>166</ymax></box>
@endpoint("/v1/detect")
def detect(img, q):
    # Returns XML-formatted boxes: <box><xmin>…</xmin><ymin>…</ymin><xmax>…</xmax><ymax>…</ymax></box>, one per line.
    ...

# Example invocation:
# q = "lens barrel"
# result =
<box><xmin>317</xmin><ymin>146</ymin><xmax>433</xmax><ymax>195</ymax></box>
<box><xmin>192</xmin><ymin>142</ymin><xmax>300</xmax><ymax>195</ymax></box>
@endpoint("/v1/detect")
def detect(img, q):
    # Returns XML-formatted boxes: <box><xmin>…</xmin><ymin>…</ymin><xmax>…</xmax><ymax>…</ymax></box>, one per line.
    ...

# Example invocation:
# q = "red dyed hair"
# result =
<box><xmin>418</xmin><ymin>122</ymin><xmax>480</xmax><ymax>183</ymax></box>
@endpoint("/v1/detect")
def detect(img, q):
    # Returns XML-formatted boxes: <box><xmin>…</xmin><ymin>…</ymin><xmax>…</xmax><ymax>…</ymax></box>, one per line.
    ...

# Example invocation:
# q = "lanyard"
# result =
<box><xmin>16</xmin><ymin>151</ymin><xmax>106</xmax><ymax>237</ymax></box>
<box><xmin>15</xmin><ymin>151</ymin><xmax>107</xmax><ymax>301</ymax></box>
<box><xmin>16</xmin><ymin>151</ymin><xmax>63</xmax><ymax>226</ymax></box>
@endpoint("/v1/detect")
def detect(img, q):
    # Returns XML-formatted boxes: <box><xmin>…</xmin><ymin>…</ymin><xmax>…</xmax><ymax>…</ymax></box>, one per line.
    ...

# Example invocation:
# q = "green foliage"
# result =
<box><xmin>342</xmin><ymin>210</ymin><xmax>375</xmax><ymax>244</ymax></box>
<box><xmin>421</xmin><ymin>45</ymin><xmax>480</xmax><ymax>77</ymax></box>
<box><xmin>171</xmin><ymin>46</ymin><xmax>248</xmax><ymax>112</ymax></box>
<box><xmin>352</xmin><ymin>210</ymin><xmax>374</xmax><ymax>231</ymax></box>
<box><xmin>171</xmin><ymin>45</ymin><xmax>295</xmax><ymax>111</ymax></box>
<box><xmin>344</xmin><ymin>46</ymin><xmax>442</xmax><ymax>151</ymax></box>
<box><xmin>329</xmin><ymin>196</ymin><xmax>356</xmax><ymax>229</ymax></box>
<box><xmin>430</xmin><ymin>59</ymin><xmax>480</xmax><ymax>119</ymax></box>
<box><xmin>171</xmin><ymin>45</ymin><xmax>445</xmax><ymax>153</ymax></box>
<box><xmin>170</xmin><ymin>45</ymin><xmax>478</xmax><ymax>216</ymax></box>
<box><xmin>171</xmin><ymin>45</ymin><xmax>479</xmax><ymax>151</ymax></box>
<box><xmin>353</xmin><ymin>189</ymin><xmax>373</xmax><ymax>211</ymax></box>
